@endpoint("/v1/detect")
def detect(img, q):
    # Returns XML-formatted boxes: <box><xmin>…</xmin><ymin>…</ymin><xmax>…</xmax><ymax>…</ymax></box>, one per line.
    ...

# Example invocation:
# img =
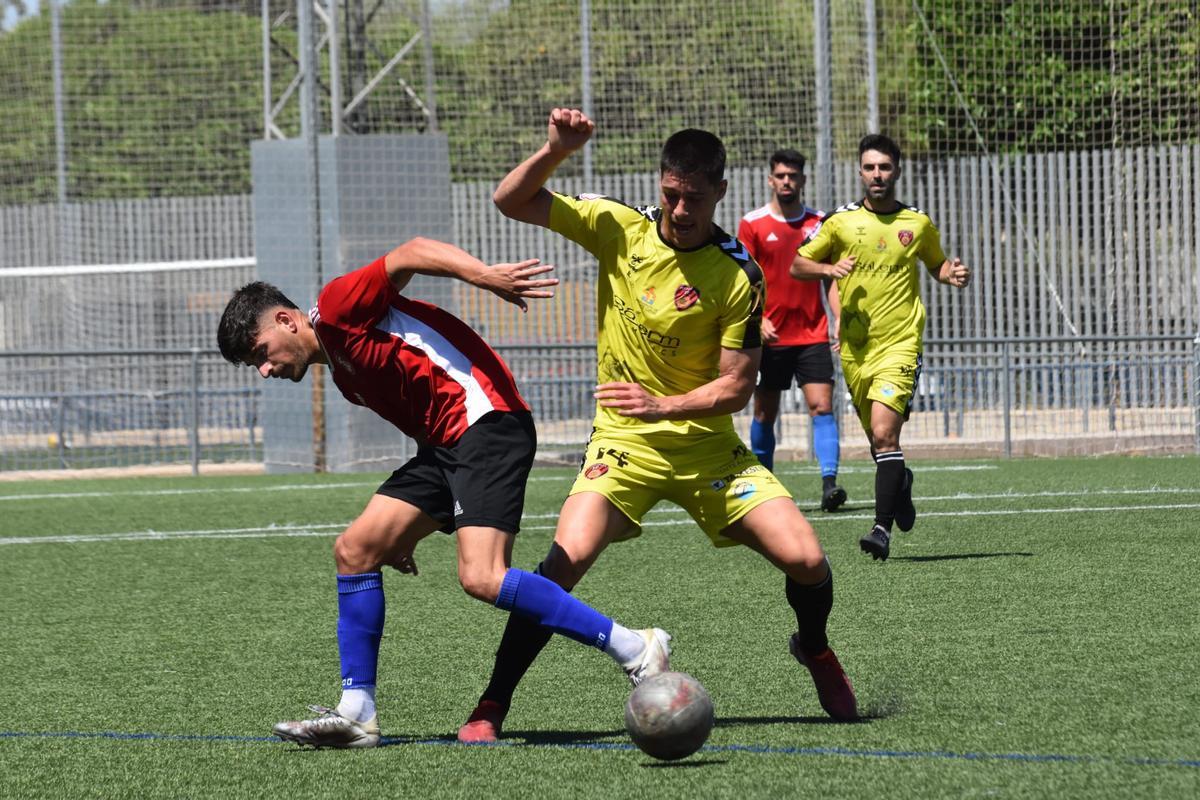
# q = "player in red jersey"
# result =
<box><xmin>217</xmin><ymin>237</ymin><xmax>670</xmax><ymax>748</ymax></box>
<box><xmin>738</xmin><ymin>150</ymin><xmax>846</xmax><ymax>511</ymax></box>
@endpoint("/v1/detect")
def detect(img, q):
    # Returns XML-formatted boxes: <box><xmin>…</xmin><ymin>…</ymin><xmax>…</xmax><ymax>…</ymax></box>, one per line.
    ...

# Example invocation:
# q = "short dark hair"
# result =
<box><xmin>660</xmin><ymin>128</ymin><xmax>726</xmax><ymax>185</ymax></box>
<box><xmin>769</xmin><ymin>149</ymin><xmax>806</xmax><ymax>173</ymax></box>
<box><xmin>858</xmin><ymin>133</ymin><xmax>901</xmax><ymax>164</ymax></box>
<box><xmin>217</xmin><ymin>281</ymin><xmax>299</xmax><ymax>364</ymax></box>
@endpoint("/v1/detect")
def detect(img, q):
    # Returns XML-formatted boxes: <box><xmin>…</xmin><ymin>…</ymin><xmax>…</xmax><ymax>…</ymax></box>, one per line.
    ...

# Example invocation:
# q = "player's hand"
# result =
<box><xmin>760</xmin><ymin>318</ymin><xmax>778</xmax><ymax>345</ymax></box>
<box><xmin>829</xmin><ymin>316</ymin><xmax>841</xmax><ymax>353</ymax></box>
<box><xmin>477</xmin><ymin>258</ymin><xmax>559</xmax><ymax>311</ymax></box>
<box><xmin>548</xmin><ymin>108</ymin><xmax>594</xmax><ymax>155</ymax></box>
<box><xmin>595</xmin><ymin>381</ymin><xmax>665</xmax><ymax>421</ymax></box>
<box><xmin>384</xmin><ymin>549</ymin><xmax>418</xmax><ymax>576</ymax></box>
<box><xmin>942</xmin><ymin>257</ymin><xmax>970</xmax><ymax>288</ymax></box>
<box><xmin>827</xmin><ymin>255</ymin><xmax>856</xmax><ymax>279</ymax></box>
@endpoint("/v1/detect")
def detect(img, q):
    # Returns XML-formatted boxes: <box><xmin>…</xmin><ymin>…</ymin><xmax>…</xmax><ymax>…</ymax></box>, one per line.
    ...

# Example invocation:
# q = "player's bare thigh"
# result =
<box><xmin>540</xmin><ymin>491</ymin><xmax>637</xmax><ymax>590</ymax></box>
<box><xmin>334</xmin><ymin>493</ymin><xmax>443</xmax><ymax>575</ymax></box>
<box><xmin>720</xmin><ymin>496</ymin><xmax>827</xmax><ymax>581</ymax></box>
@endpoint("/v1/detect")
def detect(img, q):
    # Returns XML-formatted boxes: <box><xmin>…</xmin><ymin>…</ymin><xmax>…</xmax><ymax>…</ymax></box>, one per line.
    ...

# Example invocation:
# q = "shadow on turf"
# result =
<box><xmin>889</xmin><ymin>551</ymin><xmax>1034</xmax><ymax>563</ymax></box>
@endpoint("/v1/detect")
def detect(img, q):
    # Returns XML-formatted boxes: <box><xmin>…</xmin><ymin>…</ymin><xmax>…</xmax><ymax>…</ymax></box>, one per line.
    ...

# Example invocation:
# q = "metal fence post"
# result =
<box><xmin>190</xmin><ymin>348</ymin><xmax>201</xmax><ymax>476</ymax></box>
<box><xmin>1002</xmin><ymin>341</ymin><xmax>1012</xmax><ymax>458</ymax></box>
<box><xmin>1193</xmin><ymin>333</ymin><xmax>1200</xmax><ymax>455</ymax></box>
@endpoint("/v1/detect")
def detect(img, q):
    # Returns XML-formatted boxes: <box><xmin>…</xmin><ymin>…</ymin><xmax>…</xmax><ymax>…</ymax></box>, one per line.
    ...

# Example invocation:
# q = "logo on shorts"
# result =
<box><xmin>453</xmin><ymin>500</ymin><xmax>464</xmax><ymax>516</ymax></box>
<box><xmin>711</xmin><ymin>479</ymin><xmax>726</xmax><ymax>490</ymax></box>
<box><xmin>674</xmin><ymin>285</ymin><xmax>700</xmax><ymax>310</ymax></box>
<box><xmin>880</xmin><ymin>383</ymin><xmax>896</xmax><ymax>398</ymax></box>
<box><xmin>731</xmin><ymin>480</ymin><xmax>756</xmax><ymax>499</ymax></box>
<box><xmin>584</xmin><ymin>463</ymin><xmax>609</xmax><ymax>480</ymax></box>
<box><xmin>898</xmin><ymin>230</ymin><xmax>914</xmax><ymax>246</ymax></box>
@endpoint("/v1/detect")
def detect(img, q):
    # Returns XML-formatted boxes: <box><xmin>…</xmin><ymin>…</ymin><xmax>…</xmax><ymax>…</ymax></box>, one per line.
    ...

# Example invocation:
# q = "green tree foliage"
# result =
<box><xmin>0</xmin><ymin>0</ymin><xmax>1195</xmax><ymax>204</ymax></box>
<box><xmin>882</xmin><ymin>0</ymin><xmax>1199</xmax><ymax>156</ymax></box>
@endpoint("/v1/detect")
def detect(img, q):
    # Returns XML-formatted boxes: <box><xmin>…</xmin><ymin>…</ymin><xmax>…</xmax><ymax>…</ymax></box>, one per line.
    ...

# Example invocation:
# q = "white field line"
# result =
<box><xmin>0</xmin><ymin>464</ymin><xmax>1001</xmax><ymax>503</ymax></box>
<box><xmin>3</xmin><ymin>495</ymin><xmax>1198</xmax><ymax>546</ymax></box>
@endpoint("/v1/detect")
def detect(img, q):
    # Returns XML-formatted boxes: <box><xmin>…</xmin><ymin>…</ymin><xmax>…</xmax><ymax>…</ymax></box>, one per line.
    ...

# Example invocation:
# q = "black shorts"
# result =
<box><xmin>758</xmin><ymin>343</ymin><xmax>835</xmax><ymax>391</ymax></box>
<box><xmin>375</xmin><ymin>410</ymin><xmax>536</xmax><ymax>534</ymax></box>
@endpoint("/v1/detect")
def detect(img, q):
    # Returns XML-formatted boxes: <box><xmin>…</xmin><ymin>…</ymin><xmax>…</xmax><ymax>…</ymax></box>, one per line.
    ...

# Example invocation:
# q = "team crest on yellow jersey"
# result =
<box><xmin>898</xmin><ymin>230</ymin><xmax>914</xmax><ymax>246</ymax></box>
<box><xmin>674</xmin><ymin>285</ymin><xmax>700</xmax><ymax>310</ymax></box>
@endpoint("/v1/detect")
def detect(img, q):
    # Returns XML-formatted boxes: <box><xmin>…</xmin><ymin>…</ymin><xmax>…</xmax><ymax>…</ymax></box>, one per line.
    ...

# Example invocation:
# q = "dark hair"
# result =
<box><xmin>217</xmin><ymin>281</ymin><xmax>299</xmax><ymax>364</ymax></box>
<box><xmin>858</xmin><ymin>133</ymin><xmax>901</xmax><ymax>164</ymax></box>
<box><xmin>769</xmin><ymin>148</ymin><xmax>806</xmax><ymax>173</ymax></box>
<box><xmin>660</xmin><ymin>128</ymin><xmax>726</xmax><ymax>185</ymax></box>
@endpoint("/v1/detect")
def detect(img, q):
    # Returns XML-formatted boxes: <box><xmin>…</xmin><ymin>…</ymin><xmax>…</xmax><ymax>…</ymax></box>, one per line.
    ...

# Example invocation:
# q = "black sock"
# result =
<box><xmin>786</xmin><ymin>566</ymin><xmax>832</xmax><ymax>657</ymax></box>
<box><xmin>873</xmin><ymin>450</ymin><xmax>905</xmax><ymax>530</ymax></box>
<box><xmin>478</xmin><ymin>562</ymin><xmax>555</xmax><ymax>709</ymax></box>
<box><xmin>822</xmin><ymin>474</ymin><xmax>837</xmax><ymax>492</ymax></box>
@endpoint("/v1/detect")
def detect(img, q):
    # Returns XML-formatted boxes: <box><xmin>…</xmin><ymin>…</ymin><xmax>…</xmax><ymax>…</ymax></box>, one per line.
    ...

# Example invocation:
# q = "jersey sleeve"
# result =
<box><xmin>918</xmin><ymin>219</ymin><xmax>948</xmax><ymax>271</ymax></box>
<box><xmin>548</xmin><ymin>192</ymin><xmax>638</xmax><ymax>256</ymax></box>
<box><xmin>797</xmin><ymin>216</ymin><xmax>835</xmax><ymax>262</ymax></box>
<box><xmin>719</xmin><ymin>258</ymin><xmax>765</xmax><ymax>350</ymax></box>
<box><xmin>317</xmin><ymin>257</ymin><xmax>393</xmax><ymax>327</ymax></box>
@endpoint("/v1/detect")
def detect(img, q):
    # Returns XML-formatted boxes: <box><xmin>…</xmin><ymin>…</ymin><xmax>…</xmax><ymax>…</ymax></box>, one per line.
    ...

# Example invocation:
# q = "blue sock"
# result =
<box><xmin>336</xmin><ymin>572</ymin><xmax>385</xmax><ymax>690</ymax></box>
<box><xmin>494</xmin><ymin>568</ymin><xmax>614</xmax><ymax>650</ymax></box>
<box><xmin>812</xmin><ymin>413</ymin><xmax>840</xmax><ymax>478</ymax></box>
<box><xmin>750</xmin><ymin>418</ymin><xmax>775</xmax><ymax>471</ymax></box>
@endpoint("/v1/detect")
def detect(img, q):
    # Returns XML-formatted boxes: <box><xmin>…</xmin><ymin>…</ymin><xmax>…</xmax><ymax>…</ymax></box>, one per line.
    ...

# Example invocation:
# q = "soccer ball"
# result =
<box><xmin>623</xmin><ymin>671</ymin><xmax>714</xmax><ymax>760</ymax></box>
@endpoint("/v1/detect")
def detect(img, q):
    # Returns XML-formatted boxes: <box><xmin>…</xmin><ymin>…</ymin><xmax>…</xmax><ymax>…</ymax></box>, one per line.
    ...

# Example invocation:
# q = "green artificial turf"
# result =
<box><xmin>1</xmin><ymin>456</ymin><xmax>1197</xmax><ymax>799</ymax></box>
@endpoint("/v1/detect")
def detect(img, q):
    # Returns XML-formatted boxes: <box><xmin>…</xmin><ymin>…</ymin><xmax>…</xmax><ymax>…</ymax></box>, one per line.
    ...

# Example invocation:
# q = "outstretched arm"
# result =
<box><xmin>384</xmin><ymin>237</ymin><xmax>558</xmax><ymax>312</ymax></box>
<box><xmin>594</xmin><ymin>346</ymin><xmax>759</xmax><ymax>422</ymax></box>
<box><xmin>493</xmin><ymin>107</ymin><xmax>595</xmax><ymax>228</ymax></box>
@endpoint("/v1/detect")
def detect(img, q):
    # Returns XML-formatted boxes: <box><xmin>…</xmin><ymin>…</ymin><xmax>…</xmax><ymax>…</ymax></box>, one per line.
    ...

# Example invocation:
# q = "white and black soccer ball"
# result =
<box><xmin>624</xmin><ymin>671</ymin><xmax>714</xmax><ymax>760</ymax></box>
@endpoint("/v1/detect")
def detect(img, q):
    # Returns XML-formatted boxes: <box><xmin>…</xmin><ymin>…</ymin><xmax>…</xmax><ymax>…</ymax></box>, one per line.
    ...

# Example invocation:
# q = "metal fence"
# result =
<box><xmin>1</xmin><ymin>334</ymin><xmax>1194</xmax><ymax>475</ymax></box>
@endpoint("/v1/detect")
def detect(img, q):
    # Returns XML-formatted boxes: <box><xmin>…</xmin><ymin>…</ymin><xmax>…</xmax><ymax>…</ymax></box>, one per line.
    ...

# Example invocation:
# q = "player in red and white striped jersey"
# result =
<box><xmin>217</xmin><ymin>237</ymin><xmax>671</xmax><ymax>749</ymax></box>
<box><xmin>738</xmin><ymin>149</ymin><xmax>846</xmax><ymax>512</ymax></box>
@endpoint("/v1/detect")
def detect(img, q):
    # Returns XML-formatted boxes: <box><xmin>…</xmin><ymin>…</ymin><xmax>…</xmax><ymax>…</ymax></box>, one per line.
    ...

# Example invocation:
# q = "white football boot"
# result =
<box><xmin>621</xmin><ymin>628</ymin><xmax>672</xmax><ymax>686</ymax></box>
<box><xmin>272</xmin><ymin>705</ymin><xmax>381</xmax><ymax>749</ymax></box>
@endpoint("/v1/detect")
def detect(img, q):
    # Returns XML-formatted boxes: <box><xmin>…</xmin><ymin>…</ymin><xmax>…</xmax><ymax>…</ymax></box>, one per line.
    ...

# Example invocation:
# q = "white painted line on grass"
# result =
<box><xmin>4</xmin><ymin>502</ymin><xmax>1198</xmax><ymax>546</ymax></box>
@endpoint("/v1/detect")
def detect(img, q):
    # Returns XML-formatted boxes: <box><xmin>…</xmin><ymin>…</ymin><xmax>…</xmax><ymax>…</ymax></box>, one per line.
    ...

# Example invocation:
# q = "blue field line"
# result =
<box><xmin>3</xmin><ymin>729</ymin><xmax>1198</xmax><ymax>769</ymax></box>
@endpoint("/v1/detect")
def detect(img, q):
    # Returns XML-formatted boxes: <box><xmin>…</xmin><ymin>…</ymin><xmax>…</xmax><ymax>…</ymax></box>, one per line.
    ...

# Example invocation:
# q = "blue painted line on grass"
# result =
<box><xmin>4</xmin><ymin>729</ymin><xmax>1198</xmax><ymax>769</ymax></box>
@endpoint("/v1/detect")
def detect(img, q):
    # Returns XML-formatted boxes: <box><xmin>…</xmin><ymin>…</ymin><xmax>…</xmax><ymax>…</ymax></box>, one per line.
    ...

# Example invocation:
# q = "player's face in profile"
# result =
<box><xmin>859</xmin><ymin>149</ymin><xmax>899</xmax><ymax>204</ymax></box>
<box><xmin>246</xmin><ymin>311</ymin><xmax>309</xmax><ymax>383</ymax></box>
<box><xmin>768</xmin><ymin>164</ymin><xmax>803</xmax><ymax>205</ymax></box>
<box><xmin>658</xmin><ymin>170</ymin><xmax>727</xmax><ymax>249</ymax></box>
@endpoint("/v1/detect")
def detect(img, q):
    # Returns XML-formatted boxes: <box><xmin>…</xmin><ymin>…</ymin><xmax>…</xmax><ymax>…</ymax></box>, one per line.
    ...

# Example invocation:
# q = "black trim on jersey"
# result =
<box><xmin>834</xmin><ymin>198</ymin><xmax>930</xmax><ymax>219</ymax></box>
<box><xmin>712</xmin><ymin>227</ymin><xmax>764</xmax><ymax>350</ymax></box>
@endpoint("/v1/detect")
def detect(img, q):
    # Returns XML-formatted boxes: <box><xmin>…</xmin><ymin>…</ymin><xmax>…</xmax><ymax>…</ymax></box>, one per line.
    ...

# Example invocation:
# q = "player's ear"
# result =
<box><xmin>716</xmin><ymin>179</ymin><xmax>728</xmax><ymax>203</ymax></box>
<box><xmin>275</xmin><ymin>308</ymin><xmax>297</xmax><ymax>332</ymax></box>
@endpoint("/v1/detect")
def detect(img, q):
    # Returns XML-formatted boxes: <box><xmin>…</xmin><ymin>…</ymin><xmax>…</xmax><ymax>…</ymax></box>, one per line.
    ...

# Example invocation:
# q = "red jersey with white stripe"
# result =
<box><xmin>738</xmin><ymin>204</ymin><xmax>829</xmax><ymax>346</ymax></box>
<box><xmin>311</xmin><ymin>257</ymin><xmax>528</xmax><ymax>448</ymax></box>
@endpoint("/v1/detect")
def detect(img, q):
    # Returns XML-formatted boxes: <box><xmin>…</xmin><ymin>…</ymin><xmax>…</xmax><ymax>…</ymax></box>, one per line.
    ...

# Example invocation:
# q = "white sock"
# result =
<box><xmin>604</xmin><ymin>623</ymin><xmax>646</xmax><ymax>665</ymax></box>
<box><xmin>336</xmin><ymin>687</ymin><xmax>377</xmax><ymax>723</ymax></box>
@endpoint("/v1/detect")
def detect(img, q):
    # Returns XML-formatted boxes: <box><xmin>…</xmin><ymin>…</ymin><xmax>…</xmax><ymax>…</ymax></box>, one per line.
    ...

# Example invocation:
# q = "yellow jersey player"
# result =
<box><xmin>457</xmin><ymin>108</ymin><xmax>858</xmax><ymax>744</ymax></box>
<box><xmin>793</xmin><ymin>134</ymin><xmax>970</xmax><ymax>561</ymax></box>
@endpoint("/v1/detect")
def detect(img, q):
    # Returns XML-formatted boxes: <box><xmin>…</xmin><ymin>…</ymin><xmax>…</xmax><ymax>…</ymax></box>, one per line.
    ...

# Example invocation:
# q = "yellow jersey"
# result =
<box><xmin>798</xmin><ymin>201</ymin><xmax>946</xmax><ymax>352</ymax></box>
<box><xmin>549</xmin><ymin>191</ymin><xmax>764</xmax><ymax>439</ymax></box>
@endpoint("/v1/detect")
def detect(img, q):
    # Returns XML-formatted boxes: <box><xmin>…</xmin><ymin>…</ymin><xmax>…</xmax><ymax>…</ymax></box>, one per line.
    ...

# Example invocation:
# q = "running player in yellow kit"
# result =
<box><xmin>793</xmin><ymin>134</ymin><xmax>970</xmax><ymax>561</ymax></box>
<box><xmin>457</xmin><ymin>108</ymin><xmax>858</xmax><ymax>742</ymax></box>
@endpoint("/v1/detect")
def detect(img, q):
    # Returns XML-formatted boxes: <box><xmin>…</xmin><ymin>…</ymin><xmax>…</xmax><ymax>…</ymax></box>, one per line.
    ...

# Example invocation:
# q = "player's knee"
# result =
<box><xmin>870</xmin><ymin>426</ymin><xmax>899</xmax><ymax>451</ymax></box>
<box><xmin>458</xmin><ymin>564</ymin><xmax>504</xmax><ymax>603</ymax></box>
<box><xmin>334</xmin><ymin>532</ymin><xmax>381</xmax><ymax>573</ymax></box>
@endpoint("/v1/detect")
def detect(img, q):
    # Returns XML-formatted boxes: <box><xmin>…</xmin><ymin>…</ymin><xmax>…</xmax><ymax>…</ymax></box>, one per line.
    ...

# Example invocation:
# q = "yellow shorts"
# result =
<box><xmin>841</xmin><ymin>345</ymin><xmax>922</xmax><ymax>432</ymax></box>
<box><xmin>569</xmin><ymin>429</ymin><xmax>793</xmax><ymax>547</ymax></box>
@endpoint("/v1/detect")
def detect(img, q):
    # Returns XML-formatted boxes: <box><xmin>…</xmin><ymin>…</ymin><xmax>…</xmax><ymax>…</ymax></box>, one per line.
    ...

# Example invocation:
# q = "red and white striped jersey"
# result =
<box><xmin>738</xmin><ymin>204</ymin><xmax>829</xmax><ymax>346</ymax></box>
<box><xmin>311</xmin><ymin>257</ymin><xmax>528</xmax><ymax>448</ymax></box>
